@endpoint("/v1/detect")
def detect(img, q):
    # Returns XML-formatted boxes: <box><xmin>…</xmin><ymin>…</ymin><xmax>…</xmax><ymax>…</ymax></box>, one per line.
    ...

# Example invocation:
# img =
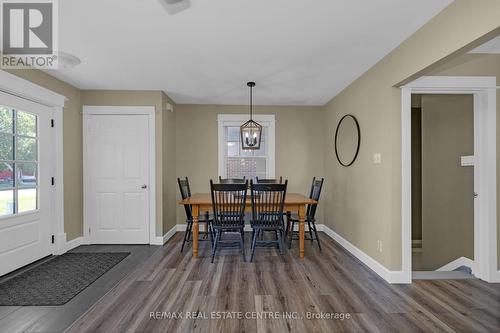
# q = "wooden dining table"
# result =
<box><xmin>178</xmin><ymin>193</ymin><xmax>316</xmax><ymax>259</ymax></box>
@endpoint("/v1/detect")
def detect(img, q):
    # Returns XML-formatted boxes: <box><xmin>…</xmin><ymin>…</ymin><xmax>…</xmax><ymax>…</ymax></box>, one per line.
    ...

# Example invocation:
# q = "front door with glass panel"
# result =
<box><xmin>0</xmin><ymin>93</ymin><xmax>54</xmax><ymax>276</ymax></box>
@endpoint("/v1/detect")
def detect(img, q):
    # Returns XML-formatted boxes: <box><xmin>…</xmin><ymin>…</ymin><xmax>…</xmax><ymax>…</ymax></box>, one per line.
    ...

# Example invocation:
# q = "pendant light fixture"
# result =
<box><xmin>240</xmin><ymin>81</ymin><xmax>262</xmax><ymax>150</ymax></box>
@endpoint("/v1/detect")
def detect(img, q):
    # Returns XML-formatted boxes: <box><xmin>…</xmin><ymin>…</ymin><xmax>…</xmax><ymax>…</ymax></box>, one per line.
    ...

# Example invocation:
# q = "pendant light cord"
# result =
<box><xmin>249</xmin><ymin>84</ymin><xmax>253</xmax><ymax>120</ymax></box>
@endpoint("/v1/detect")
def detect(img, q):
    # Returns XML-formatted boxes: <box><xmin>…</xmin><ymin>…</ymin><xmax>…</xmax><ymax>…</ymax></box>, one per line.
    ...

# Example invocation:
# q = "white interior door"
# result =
<box><xmin>0</xmin><ymin>92</ymin><xmax>54</xmax><ymax>276</ymax></box>
<box><xmin>86</xmin><ymin>113</ymin><xmax>150</xmax><ymax>244</ymax></box>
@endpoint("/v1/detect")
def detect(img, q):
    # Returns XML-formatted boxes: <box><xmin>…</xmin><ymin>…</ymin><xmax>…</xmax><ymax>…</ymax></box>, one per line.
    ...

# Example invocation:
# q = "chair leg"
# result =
<box><xmin>210</xmin><ymin>222</ymin><xmax>216</xmax><ymax>243</ymax></box>
<box><xmin>181</xmin><ymin>220</ymin><xmax>192</xmax><ymax>253</ymax></box>
<box><xmin>307</xmin><ymin>220</ymin><xmax>314</xmax><ymax>243</ymax></box>
<box><xmin>285</xmin><ymin>212</ymin><xmax>291</xmax><ymax>236</ymax></box>
<box><xmin>240</xmin><ymin>229</ymin><xmax>246</xmax><ymax>262</ymax></box>
<box><xmin>312</xmin><ymin>222</ymin><xmax>322</xmax><ymax>251</ymax></box>
<box><xmin>187</xmin><ymin>220</ymin><xmax>193</xmax><ymax>242</ymax></box>
<box><xmin>208</xmin><ymin>223</ymin><xmax>214</xmax><ymax>248</ymax></box>
<box><xmin>288</xmin><ymin>221</ymin><xmax>294</xmax><ymax>249</ymax></box>
<box><xmin>204</xmin><ymin>212</ymin><xmax>210</xmax><ymax>240</ymax></box>
<box><xmin>277</xmin><ymin>229</ymin><xmax>284</xmax><ymax>256</ymax></box>
<box><xmin>250</xmin><ymin>229</ymin><xmax>258</xmax><ymax>262</ymax></box>
<box><xmin>211</xmin><ymin>230</ymin><xmax>220</xmax><ymax>263</ymax></box>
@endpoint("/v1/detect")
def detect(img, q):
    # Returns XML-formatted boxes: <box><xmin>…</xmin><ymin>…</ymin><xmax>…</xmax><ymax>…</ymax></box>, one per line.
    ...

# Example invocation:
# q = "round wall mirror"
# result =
<box><xmin>334</xmin><ymin>114</ymin><xmax>360</xmax><ymax>167</ymax></box>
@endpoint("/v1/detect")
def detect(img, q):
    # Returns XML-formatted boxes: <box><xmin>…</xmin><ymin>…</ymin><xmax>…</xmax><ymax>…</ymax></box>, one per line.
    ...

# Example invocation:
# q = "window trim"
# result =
<box><xmin>217</xmin><ymin>114</ymin><xmax>275</xmax><ymax>179</ymax></box>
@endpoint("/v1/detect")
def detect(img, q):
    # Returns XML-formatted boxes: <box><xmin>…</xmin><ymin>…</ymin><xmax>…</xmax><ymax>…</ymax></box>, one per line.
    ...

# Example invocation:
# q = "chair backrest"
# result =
<box><xmin>210</xmin><ymin>180</ymin><xmax>248</xmax><ymax>228</ymax></box>
<box><xmin>219</xmin><ymin>176</ymin><xmax>246</xmax><ymax>184</ymax></box>
<box><xmin>177</xmin><ymin>177</ymin><xmax>193</xmax><ymax>220</ymax></box>
<box><xmin>307</xmin><ymin>177</ymin><xmax>324</xmax><ymax>220</ymax></box>
<box><xmin>178</xmin><ymin>177</ymin><xmax>193</xmax><ymax>220</ymax></box>
<box><xmin>255</xmin><ymin>176</ymin><xmax>283</xmax><ymax>184</ymax></box>
<box><xmin>250</xmin><ymin>180</ymin><xmax>287</xmax><ymax>228</ymax></box>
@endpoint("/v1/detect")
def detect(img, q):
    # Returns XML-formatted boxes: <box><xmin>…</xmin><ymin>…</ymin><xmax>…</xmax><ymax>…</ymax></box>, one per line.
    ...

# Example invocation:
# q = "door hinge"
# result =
<box><xmin>51</xmin><ymin>235</ymin><xmax>55</xmax><ymax>244</ymax></box>
<box><xmin>51</xmin><ymin>119</ymin><xmax>54</xmax><ymax>128</ymax></box>
<box><xmin>51</xmin><ymin>177</ymin><xmax>55</xmax><ymax>186</ymax></box>
<box><xmin>89</xmin><ymin>227</ymin><xmax>91</xmax><ymax>234</ymax></box>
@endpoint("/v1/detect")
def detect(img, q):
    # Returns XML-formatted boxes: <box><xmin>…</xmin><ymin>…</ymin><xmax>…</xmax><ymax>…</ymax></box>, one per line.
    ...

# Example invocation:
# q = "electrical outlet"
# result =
<box><xmin>373</xmin><ymin>153</ymin><xmax>382</xmax><ymax>164</ymax></box>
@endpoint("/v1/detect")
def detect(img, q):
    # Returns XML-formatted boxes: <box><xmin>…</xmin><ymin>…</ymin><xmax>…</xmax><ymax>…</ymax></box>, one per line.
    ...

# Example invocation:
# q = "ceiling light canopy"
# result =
<box><xmin>57</xmin><ymin>52</ymin><xmax>81</xmax><ymax>69</ymax></box>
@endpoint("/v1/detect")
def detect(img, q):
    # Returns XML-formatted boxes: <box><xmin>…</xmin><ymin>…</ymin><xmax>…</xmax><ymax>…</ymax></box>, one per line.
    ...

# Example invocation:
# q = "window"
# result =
<box><xmin>218</xmin><ymin>114</ymin><xmax>275</xmax><ymax>180</ymax></box>
<box><xmin>0</xmin><ymin>105</ymin><xmax>38</xmax><ymax>217</ymax></box>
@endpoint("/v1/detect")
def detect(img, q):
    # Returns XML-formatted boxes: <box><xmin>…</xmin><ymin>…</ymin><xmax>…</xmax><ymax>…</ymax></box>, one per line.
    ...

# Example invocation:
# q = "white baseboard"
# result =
<box><xmin>64</xmin><ymin>236</ymin><xmax>84</xmax><ymax>253</ymax></box>
<box><xmin>437</xmin><ymin>256</ymin><xmax>475</xmax><ymax>274</ymax></box>
<box><xmin>151</xmin><ymin>225</ymin><xmax>178</xmax><ymax>245</ymax></box>
<box><xmin>494</xmin><ymin>271</ymin><xmax>500</xmax><ymax>283</ymax></box>
<box><xmin>163</xmin><ymin>225</ymin><xmax>177</xmax><ymax>244</ymax></box>
<box><xmin>319</xmin><ymin>224</ymin><xmax>408</xmax><ymax>284</ymax></box>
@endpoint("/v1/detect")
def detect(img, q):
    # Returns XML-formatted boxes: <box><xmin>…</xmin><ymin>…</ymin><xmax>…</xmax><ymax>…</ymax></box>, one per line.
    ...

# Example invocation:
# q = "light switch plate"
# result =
<box><xmin>460</xmin><ymin>155</ymin><xmax>474</xmax><ymax>167</ymax></box>
<box><xmin>373</xmin><ymin>153</ymin><xmax>382</xmax><ymax>164</ymax></box>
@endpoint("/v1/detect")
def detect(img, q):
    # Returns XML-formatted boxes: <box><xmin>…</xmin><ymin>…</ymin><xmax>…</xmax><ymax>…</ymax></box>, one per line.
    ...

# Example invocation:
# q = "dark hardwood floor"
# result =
<box><xmin>67</xmin><ymin>232</ymin><xmax>500</xmax><ymax>333</ymax></box>
<box><xmin>0</xmin><ymin>244</ymin><xmax>159</xmax><ymax>333</ymax></box>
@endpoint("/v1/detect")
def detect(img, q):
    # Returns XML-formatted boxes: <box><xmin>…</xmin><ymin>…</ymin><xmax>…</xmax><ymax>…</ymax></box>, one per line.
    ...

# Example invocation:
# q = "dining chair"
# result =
<box><xmin>178</xmin><ymin>177</ymin><xmax>214</xmax><ymax>252</ymax></box>
<box><xmin>210</xmin><ymin>180</ymin><xmax>248</xmax><ymax>263</ymax></box>
<box><xmin>287</xmin><ymin>177</ymin><xmax>324</xmax><ymax>250</ymax></box>
<box><xmin>249</xmin><ymin>180</ymin><xmax>288</xmax><ymax>262</ymax></box>
<box><xmin>255</xmin><ymin>176</ymin><xmax>283</xmax><ymax>184</ymax></box>
<box><xmin>218</xmin><ymin>176</ymin><xmax>246</xmax><ymax>184</ymax></box>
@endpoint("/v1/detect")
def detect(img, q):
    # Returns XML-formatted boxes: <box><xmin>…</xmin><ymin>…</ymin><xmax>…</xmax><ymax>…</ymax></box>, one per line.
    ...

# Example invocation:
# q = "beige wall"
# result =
<box><xmin>421</xmin><ymin>94</ymin><xmax>474</xmax><ymax>270</ymax></box>
<box><xmin>162</xmin><ymin>94</ymin><xmax>177</xmax><ymax>234</ymax></box>
<box><xmin>0</xmin><ymin>77</ymin><xmax>178</xmax><ymax>240</ymax></box>
<box><xmin>81</xmin><ymin>90</ymin><xmax>165</xmax><ymax>236</ymax></box>
<box><xmin>6</xmin><ymin>69</ymin><xmax>83</xmax><ymax>241</ymax></box>
<box><xmin>175</xmin><ymin>104</ymin><xmax>325</xmax><ymax>225</ymax></box>
<box><xmin>427</xmin><ymin>53</ymin><xmax>500</xmax><ymax>268</ymax></box>
<box><xmin>322</xmin><ymin>0</ymin><xmax>500</xmax><ymax>270</ymax></box>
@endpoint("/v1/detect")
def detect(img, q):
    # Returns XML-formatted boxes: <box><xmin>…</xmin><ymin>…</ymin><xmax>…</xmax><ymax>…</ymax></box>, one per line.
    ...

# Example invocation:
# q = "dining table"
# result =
<box><xmin>178</xmin><ymin>193</ymin><xmax>317</xmax><ymax>259</ymax></box>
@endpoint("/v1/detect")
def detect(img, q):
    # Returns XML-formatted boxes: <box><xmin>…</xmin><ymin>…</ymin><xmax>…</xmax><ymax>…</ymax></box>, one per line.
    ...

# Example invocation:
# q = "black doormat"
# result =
<box><xmin>0</xmin><ymin>252</ymin><xmax>129</xmax><ymax>306</ymax></box>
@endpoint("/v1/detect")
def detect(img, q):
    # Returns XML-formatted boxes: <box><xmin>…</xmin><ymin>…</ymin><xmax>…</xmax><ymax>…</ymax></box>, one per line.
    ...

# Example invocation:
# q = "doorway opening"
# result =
<box><xmin>401</xmin><ymin>76</ymin><xmax>497</xmax><ymax>283</ymax></box>
<box><xmin>411</xmin><ymin>93</ymin><xmax>475</xmax><ymax>279</ymax></box>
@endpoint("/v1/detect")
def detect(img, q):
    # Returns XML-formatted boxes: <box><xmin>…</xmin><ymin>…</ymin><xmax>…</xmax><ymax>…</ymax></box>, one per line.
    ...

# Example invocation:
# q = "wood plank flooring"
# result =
<box><xmin>0</xmin><ymin>244</ymin><xmax>159</xmax><ymax>333</ymax></box>
<box><xmin>67</xmin><ymin>232</ymin><xmax>500</xmax><ymax>333</ymax></box>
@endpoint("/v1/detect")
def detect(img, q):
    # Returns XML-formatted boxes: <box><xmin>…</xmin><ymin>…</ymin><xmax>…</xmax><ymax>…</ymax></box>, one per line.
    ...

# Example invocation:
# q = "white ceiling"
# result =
<box><xmin>470</xmin><ymin>36</ymin><xmax>500</xmax><ymax>54</ymax></box>
<box><xmin>47</xmin><ymin>0</ymin><xmax>452</xmax><ymax>105</ymax></box>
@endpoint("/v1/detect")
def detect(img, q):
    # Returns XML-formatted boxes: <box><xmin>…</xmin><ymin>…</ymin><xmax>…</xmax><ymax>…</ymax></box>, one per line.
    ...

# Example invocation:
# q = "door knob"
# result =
<box><xmin>141</xmin><ymin>184</ymin><xmax>148</xmax><ymax>189</ymax></box>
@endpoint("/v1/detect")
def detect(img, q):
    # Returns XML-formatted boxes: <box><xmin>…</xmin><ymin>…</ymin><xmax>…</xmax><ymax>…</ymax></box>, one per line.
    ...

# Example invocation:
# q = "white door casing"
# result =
<box><xmin>83</xmin><ymin>106</ymin><xmax>155</xmax><ymax>244</ymax></box>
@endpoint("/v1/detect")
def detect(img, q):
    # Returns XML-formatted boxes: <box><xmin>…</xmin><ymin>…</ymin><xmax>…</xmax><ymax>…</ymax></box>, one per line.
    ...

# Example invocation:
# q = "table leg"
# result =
<box><xmin>203</xmin><ymin>212</ymin><xmax>208</xmax><ymax>239</ymax></box>
<box><xmin>192</xmin><ymin>204</ymin><xmax>199</xmax><ymax>258</ymax></box>
<box><xmin>298</xmin><ymin>204</ymin><xmax>305</xmax><ymax>259</ymax></box>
